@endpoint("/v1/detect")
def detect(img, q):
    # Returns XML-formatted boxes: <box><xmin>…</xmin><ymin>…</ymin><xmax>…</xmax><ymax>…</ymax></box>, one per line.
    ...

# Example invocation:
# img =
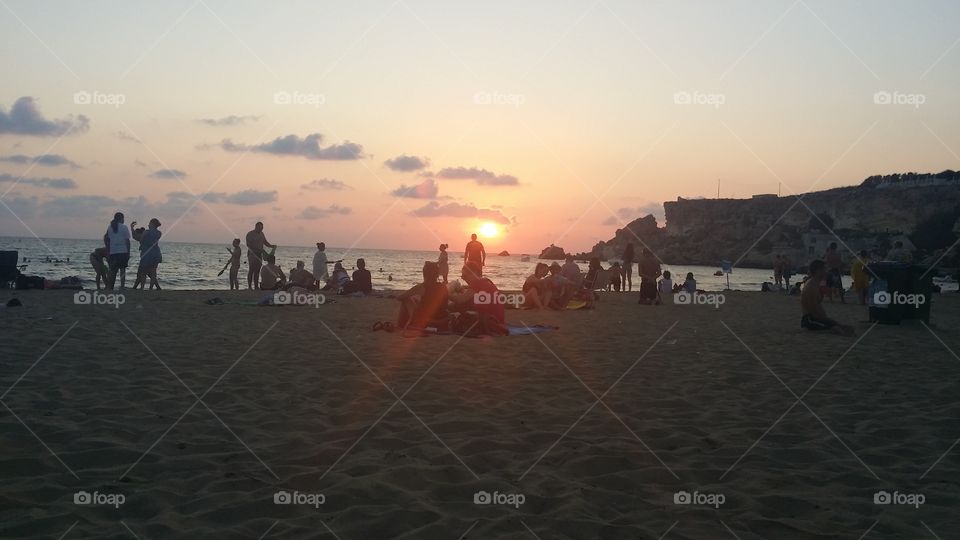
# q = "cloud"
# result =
<box><xmin>0</xmin><ymin>154</ymin><xmax>81</xmax><ymax>168</ymax></box>
<box><xmin>302</xmin><ymin>178</ymin><xmax>350</xmax><ymax>191</ymax></box>
<box><xmin>0</xmin><ymin>97</ymin><xmax>89</xmax><ymax>136</ymax></box>
<box><xmin>134</xmin><ymin>160</ymin><xmax>148</xmax><ymax>167</ymax></box>
<box><xmin>0</xmin><ymin>173</ymin><xmax>76</xmax><ymax>189</ymax></box>
<box><xmin>391</xmin><ymin>178</ymin><xmax>439</xmax><ymax>199</ymax></box>
<box><xmin>298</xmin><ymin>204</ymin><xmax>352</xmax><ymax>220</ymax></box>
<box><xmin>167</xmin><ymin>189</ymin><xmax>277</xmax><ymax>206</ymax></box>
<box><xmin>384</xmin><ymin>154</ymin><xmax>429</xmax><ymax>172</ymax></box>
<box><xmin>411</xmin><ymin>201</ymin><xmax>510</xmax><ymax>224</ymax></box>
<box><xmin>149</xmin><ymin>168</ymin><xmax>187</xmax><ymax>179</ymax></box>
<box><xmin>196</xmin><ymin>115</ymin><xmax>260</xmax><ymax>126</ymax></box>
<box><xmin>220</xmin><ymin>133</ymin><xmax>365</xmax><ymax>160</ymax></box>
<box><xmin>434</xmin><ymin>166</ymin><xmax>518</xmax><ymax>186</ymax></box>
<box><xmin>114</xmin><ymin>131</ymin><xmax>142</xmax><ymax>144</ymax></box>
<box><xmin>601</xmin><ymin>203</ymin><xmax>664</xmax><ymax>226</ymax></box>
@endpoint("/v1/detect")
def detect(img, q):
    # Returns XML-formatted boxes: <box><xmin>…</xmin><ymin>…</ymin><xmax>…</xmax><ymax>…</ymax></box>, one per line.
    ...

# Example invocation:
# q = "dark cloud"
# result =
<box><xmin>0</xmin><ymin>173</ymin><xmax>76</xmax><ymax>189</ymax></box>
<box><xmin>302</xmin><ymin>178</ymin><xmax>350</xmax><ymax>191</ymax></box>
<box><xmin>0</xmin><ymin>154</ymin><xmax>81</xmax><ymax>168</ymax></box>
<box><xmin>411</xmin><ymin>201</ymin><xmax>510</xmax><ymax>224</ymax></box>
<box><xmin>434</xmin><ymin>166</ymin><xmax>518</xmax><ymax>186</ymax></box>
<box><xmin>167</xmin><ymin>189</ymin><xmax>278</xmax><ymax>206</ymax></box>
<box><xmin>298</xmin><ymin>204</ymin><xmax>352</xmax><ymax>220</ymax></box>
<box><xmin>220</xmin><ymin>133</ymin><xmax>365</xmax><ymax>160</ymax></box>
<box><xmin>196</xmin><ymin>115</ymin><xmax>260</xmax><ymax>126</ymax></box>
<box><xmin>149</xmin><ymin>168</ymin><xmax>187</xmax><ymax>179</ymax></box>
<box><xmin>391</xmin><ymin>178</ymin><xmax>438</xmax><ymax>199</ymax></box>
<box><xmin>0</xmin><ymin>97</ymin><xmax>89</xmax><ymax>136</ymax></box>
<box><xmin>384</xmin><ymin>154</ymin><xmax>429</xmax><ymax>172</ymax></box>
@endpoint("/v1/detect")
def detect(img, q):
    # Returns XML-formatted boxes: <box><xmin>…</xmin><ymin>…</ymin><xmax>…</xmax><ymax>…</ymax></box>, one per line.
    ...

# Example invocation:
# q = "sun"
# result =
<box><xmin>479</xmin><ymin>222</ymin><xmax>499</xmax><ymax>238</ymax></box>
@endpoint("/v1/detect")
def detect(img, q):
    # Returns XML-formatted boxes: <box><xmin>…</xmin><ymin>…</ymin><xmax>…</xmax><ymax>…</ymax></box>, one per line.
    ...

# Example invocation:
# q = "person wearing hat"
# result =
<box><xmin>138</xmin><ymin>217</ymin><xmax>163</xmax><ymax>290</ymax></box>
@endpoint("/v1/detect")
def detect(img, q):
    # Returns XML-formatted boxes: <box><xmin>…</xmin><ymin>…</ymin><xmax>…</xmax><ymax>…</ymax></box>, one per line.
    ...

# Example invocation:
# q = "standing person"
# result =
<box><xmin>138</xmin><ymin>218</ymin><xmax>163</xmax><ymax>290</ymax></box>
<box><xmin>622</xmin><ymin>242</ymin><xmax>635</xmax><ymax>292</ymax></box>
<box><xmin>824</xmin><ymin>242</ymin><xmax>845</xmax><ymax>303</ymax></box>
<box><xmin>313</xmin><ymin>242</ymin><xmax>338</xmax><ymax>288</ymax></box>
<box><xmin>217</xmin><ymin>239</ymin><xmax>242</xmax><ymax>290</ymax></box>
<box><xmin>637</xmin><ymin>248</ymin><xmax>661</xmax><ymax>305</ymax></box>
<box><xmin>851</xmin><ymin>250</ymin><xmax>871</xmax><ymax>305</ymax></box>
<box><xmin>438</xmin><ymin>244</ymin><xmax>449</xmax><ymax>283</ymax></box>
<box><xmin>782</xmin><ymin>255</ymin><xmax>793</xmax><ymax>292</ymax></box>
<box><xmin>89</xmin><ymin>247</ymin><xmax>109</xmax><ymax>290</ymax></box>
<box><xmin>773</xmin><ymin>254</ymin><xmax>784</xmax><ymax>288</ymax></box>
<box><xmin>245</xmin><ymin>222</ymin><xmax>275</xmax><ymax>290</ymax></box>
<box><xmin>801</xmin><ymin>259</ymin><xmax>855</xmax><ymax>336</ymax></box>
<box><xmin>129</xmin><ymin>221</ymin><xmax>146</xmax><ymax>289</ymax></box>
<box><xmin>105</xmin><ymin>212</ymin><xmax>130</xmax><ymax>290</ymax></box>
<box><xmin>464</xmin><ymin>234</ymin><xmax>485</xmax><ymax>274</ymax></box>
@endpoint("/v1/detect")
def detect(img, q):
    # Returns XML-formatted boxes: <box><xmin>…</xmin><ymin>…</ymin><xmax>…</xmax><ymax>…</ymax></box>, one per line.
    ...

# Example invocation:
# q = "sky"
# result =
<box><xmin>1</xmin><ymin>0</ymin><xmax>959</xmax><ymax>253</ymax></box>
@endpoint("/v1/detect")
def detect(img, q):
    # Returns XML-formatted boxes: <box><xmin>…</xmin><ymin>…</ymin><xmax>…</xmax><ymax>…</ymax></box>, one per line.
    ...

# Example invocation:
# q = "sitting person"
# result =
<box><xmin>609</xmin><ymin>262</ymin><xmax>623</xmax><ymax>292</ymax></box>
<box><xmin>546</xmin><ymin>262</ymin><xmax>577</xmax><ymax>308</ymax></box>
<box><xmin>681</xmin><ymin>272</ymin><xmax>696</xmax><ymax>294</ymax></box>
<box><xmin>801</xmin><ymin>259</ymin><xmax>855</xmax><ymax>336</ymax></box>
<box><xmin>583</xmin><ymin>258</ymin><xmax>603</xmax><ymax>288</ymax></box>
<box><xmin>522</xmin><ymin>263</ymin><xmax>552</xmax><ymax>309</ymax></box>
<box><xmin>287</xmin><ymin>260</ymin><xmax>316</xmax><ymax>289</ymax></box>
<box><xmin>561</xmin><ymin>254</ymin><xmax>582</xmax><ymax>286</ymax></box>
<box><xmin>260</xmin><ymin>255</ymin><xmax>286</xmax><ymax>290</ymax></box>
<box><xmin>322</xmin><ymin>262</ymin><xmax>351</xmax><ymax>292</ymax></box>
<box><xmin>342</xmin><ymin>258</ymin><xmax>373</xmax><ymax>295</ymax></box>
<box><xmin>657</xmin><ymin>270</ymin><xmax>673</xmax><ymax>304</ymax></box>
<box><xmin>397</xmin><ymin>261</ymin><xmax>449</xmax><ymax>329</ymax></box>
<box><xmin>450</xmin><ymin>262</ymin><xmax>505</xmax><ymax>325</ymax></box>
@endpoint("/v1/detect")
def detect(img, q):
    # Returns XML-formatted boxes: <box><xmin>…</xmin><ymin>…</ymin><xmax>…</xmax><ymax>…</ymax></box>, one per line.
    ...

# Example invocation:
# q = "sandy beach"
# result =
<box><xmin>1</xmin><ymin>289</ymin><xmax>958</xmax><ymax>539</ymax></box>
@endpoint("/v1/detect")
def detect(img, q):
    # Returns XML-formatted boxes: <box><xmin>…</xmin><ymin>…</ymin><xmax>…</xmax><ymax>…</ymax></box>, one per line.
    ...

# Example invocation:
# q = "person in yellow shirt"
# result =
<box><xmin>851</xmin><ymin>249</ymin><xmax>871</xmax><ymax>305</ymax></box>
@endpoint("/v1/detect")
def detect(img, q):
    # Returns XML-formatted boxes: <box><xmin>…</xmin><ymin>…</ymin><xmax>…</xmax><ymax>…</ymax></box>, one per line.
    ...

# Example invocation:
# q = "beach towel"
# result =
<box><xmin>506</xmin><ymin>324</ymin><xmax>558</xmax><ymax>336</ymax></box>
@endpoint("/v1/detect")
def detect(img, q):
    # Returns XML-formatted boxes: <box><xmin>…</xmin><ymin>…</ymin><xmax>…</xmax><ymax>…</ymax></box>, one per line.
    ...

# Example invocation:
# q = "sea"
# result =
<box><xmin>3</xmin><ymin>236</ymin><xmax>956</xmax><ymax>293</ymax></box>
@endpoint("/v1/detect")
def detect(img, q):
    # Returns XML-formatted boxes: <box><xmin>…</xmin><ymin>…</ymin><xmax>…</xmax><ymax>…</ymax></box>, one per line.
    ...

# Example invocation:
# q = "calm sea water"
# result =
<box><xmin>0</xmin><ymin>236</ymin><xmax>918</xmax><ymax>292</ymax></box>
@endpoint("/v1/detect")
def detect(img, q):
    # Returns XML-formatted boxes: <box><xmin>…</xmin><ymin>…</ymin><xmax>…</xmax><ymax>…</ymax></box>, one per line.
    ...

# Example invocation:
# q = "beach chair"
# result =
<box><xmin>587</xmin><ymin>268</ymin><xmax>614</xmax><ymax>292</ymax></box>
<box><xmin>0</xmin><ymin>251</ymin><xmax>22</xmax><ymax>289</ymax></box>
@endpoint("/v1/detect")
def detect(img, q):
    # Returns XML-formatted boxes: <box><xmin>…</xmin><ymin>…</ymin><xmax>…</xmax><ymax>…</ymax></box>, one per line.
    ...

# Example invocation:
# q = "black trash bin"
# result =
<box><xmin>867</xmin><ymin>262</ymin><xmax>910</xmax><ymax>324</ymax></box>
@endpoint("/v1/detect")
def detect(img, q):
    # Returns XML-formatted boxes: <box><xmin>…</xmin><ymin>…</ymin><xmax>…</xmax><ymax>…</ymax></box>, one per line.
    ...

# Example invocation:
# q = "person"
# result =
<box><xmin>824</xmin><ymin>242</ymin><xmax>845</xmax><ymax>303</ymax></box>
<box><xmin>608</xmin><ymin>262</ymin><xmax>623</xmax><ymax>292</ymax></box>
<box><xmin>546</xmin><ymin>262</ymin><xmax>576</xmax><ymax>309</ymax></box>
<box><xmin>312</xmin><ymin>242</ymin><xmax>339</xmax><ymax>287</ymax></box>
<box><xmin>259</xmin><ymin>255</ymin><xmax>286</xmax><ymax>290</ymax></box>
<box><xmin>451</xmin><ymin>261</ymin><xmax>505</xmax><ymax>325</ymax></box>
<box><xmin>521</xmin><ymin>263</ymin><xmax>552</xmax><ymax>309</ymax></box>
<box><xmin>773</xmin><ymin>255</ymin><xmax>784</xmax><ymax>288</ymax></box>
<box><xmin>657</xmin><ymin>270</ymin><xmax>673</xmax><ymax>304</ymax></box>
<box><xmin>682</xmin><ymin>272</ymin><xmax>697</xmax><ymax>294</ymax></box>
<box><xmin>583</xmin><ymin>258</ymin><xmax>603</xmax><ymax>289</ymax></box>
<box><xmin>137</xmin><ymin>218</ymin><xmax>163</xmax><ymax>290</ymax></box>
<box><xmin>396</xmin><ymin>261</ymin><xmax>449</xmax><ymax>330</ymax></box>
<box><xmin>782</xmin><ymin>255</ymin><xmax>794</xmax><ymax>292</ymax></box>
<box><xmin>288</xmin><ymin>260</ymin><xmax>316</xmax><ymax>289</ymax></box>
<box><xmin>561</xmin><ymin>254</ymin><xmax>582</xmax><ymax>286</ymax></box>
<box><xmin>637</xmin><ymin>248</ymin><xmax>661</xmax><ymax>305</ymax></box>
<box><xmin>322</xmin><ymin>262</ymin><xmax>350</xmax><ymax>292</ymax></box>
<box><xmin>342</xmin><ymin>258</ymin><xmax>373</xmax><ymax>295</ymax></box>
<box><xmin>464</xmin><ymin>234</ymin><xmax>485</xmax><ymax>273</ymax></box>
<box><xmin>438</xmin><ymin>244</ymin><xmax>450</xmax><ymax>283</ymax></box>
<box><xmin>801</xmin><ymin>259</ymin><xmax>855</xmax><ymax>336</ymax></box>
<box><xmin>129</xmin><ymin>222</ymin><xmax>147</xmax><ymax>289</ymax></box>
<box><xmin>622</xmin><ymin>242</ymin><xmax>635</xmax><ymax>292</ymax></box>
<box><xmin>217</xmin><ymin>239</ymin><xmax>242</xmax><ymax>290</ymax></box>
<box><xmin>851</xmin><ymin>249</ymin><xmax>871</xmax><ymax>305</ymax></box>
<box><xmin>886</xmin><ymin>240</ymin><xmax>912</xmax><ymax>263</ymax></box>
<box><xmin>89</xmin><ymin>247</ymin><xmax>109</xmax><ymax>290</ymax></box>
<box><xmin>105</xmin><ymin>212</ymin><xmax>131</xmax><ymax>290</ymax></box>
<box><xmin>245</xmin><ymin>222</ymin><xmax>275</xmax><ymax>290</ymax></box>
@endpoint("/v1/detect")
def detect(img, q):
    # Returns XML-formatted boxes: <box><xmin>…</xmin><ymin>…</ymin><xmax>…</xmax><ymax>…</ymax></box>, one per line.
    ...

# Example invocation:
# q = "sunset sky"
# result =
<box><xmin>1</xmin><ymin>0</ymin><xmax>959</xmax><ymax>253</ymax></box>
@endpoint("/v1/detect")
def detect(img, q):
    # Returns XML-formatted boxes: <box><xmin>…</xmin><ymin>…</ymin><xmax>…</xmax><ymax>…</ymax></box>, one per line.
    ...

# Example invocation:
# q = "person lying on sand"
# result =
<box><xmin>801</xmin><ymin>259</ymin><xmax>855</xmax><ymax>336</ymax></box>
<box><xmin>522</xmin><ymin>263</ymin><xmax>552</xmax><ymax>309</ymax></box>
<box><xmin>396</xmin><ymin>261</ymin><xmax>449</xmax><ymax>330</ymax></box>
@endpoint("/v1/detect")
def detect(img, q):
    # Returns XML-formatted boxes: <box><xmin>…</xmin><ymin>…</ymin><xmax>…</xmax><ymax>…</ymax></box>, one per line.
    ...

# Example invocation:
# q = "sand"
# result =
<box><xmin>1</xmin><ymin>288</ymin><xmax>958</xmax><ymax>539</ymax></box>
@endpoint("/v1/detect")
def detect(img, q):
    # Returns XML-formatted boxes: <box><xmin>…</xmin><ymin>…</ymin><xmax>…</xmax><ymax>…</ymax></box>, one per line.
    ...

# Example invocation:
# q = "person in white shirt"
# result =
<box><xmin>313</xmin><ymin>242</ymin><xmax>331</xmax><ymax>288</ymax></box>
<box><xmin>657</xmin><ymin>270</ymin><xmax>673</xmax><ymax>305</ymax></box>
<box><xmin>105</xmin><ymin>212</ymin><xmax>131</xmax><ymax>290</ymax></box>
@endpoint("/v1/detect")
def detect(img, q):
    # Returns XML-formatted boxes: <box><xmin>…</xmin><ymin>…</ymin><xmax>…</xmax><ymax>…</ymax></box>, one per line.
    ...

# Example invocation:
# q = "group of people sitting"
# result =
<box><xmin>521</xmin><ymin>258</ymin><xmax>593</xmax><ymax>309</ymax></box>
<box><xmin>260</xmin><ymin>256</ymin><xmax>372</xmax><ymax>295</ymax></box>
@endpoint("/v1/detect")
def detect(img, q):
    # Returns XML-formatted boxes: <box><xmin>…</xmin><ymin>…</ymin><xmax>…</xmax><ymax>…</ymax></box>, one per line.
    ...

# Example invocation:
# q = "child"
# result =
<box><xmin>89</xmin><ymin>247</ymin><xmax>109</xmax><ymax>290</ymax></box>
<box><xmin>218</xmin><ymin>239</ymin><xmax>242</xmax><ymax>290</ymax></box>
<box><xmin>438</xmin><ymin>244</ymin><xmax>449</xmax><ymax>283</ymax></box>
<box><xmin>657</xmin><ymin>270</ymin><xmax>673</xmax><ymax>304</ymax></box>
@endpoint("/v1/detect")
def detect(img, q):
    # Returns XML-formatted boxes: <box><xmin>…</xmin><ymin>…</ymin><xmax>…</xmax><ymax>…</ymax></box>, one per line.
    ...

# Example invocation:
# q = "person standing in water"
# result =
<box><xmin>464</xmin><ymin>234</ymin><xmax>485</xmax><ymax>275</ymax></box>
<box><xmin>438</xmin><ymin>244</ymin><xmax>449</xmax><ymax>283</ymax></box>
<box><xmin>105</xmin><ymin>212</ymin><xmax>130</xmax><ymax>290</ymax></box>
<box><xmin>245</xmin><ymin>222</ymin><xmax>275</xmax><ymax>290</ymax></box>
